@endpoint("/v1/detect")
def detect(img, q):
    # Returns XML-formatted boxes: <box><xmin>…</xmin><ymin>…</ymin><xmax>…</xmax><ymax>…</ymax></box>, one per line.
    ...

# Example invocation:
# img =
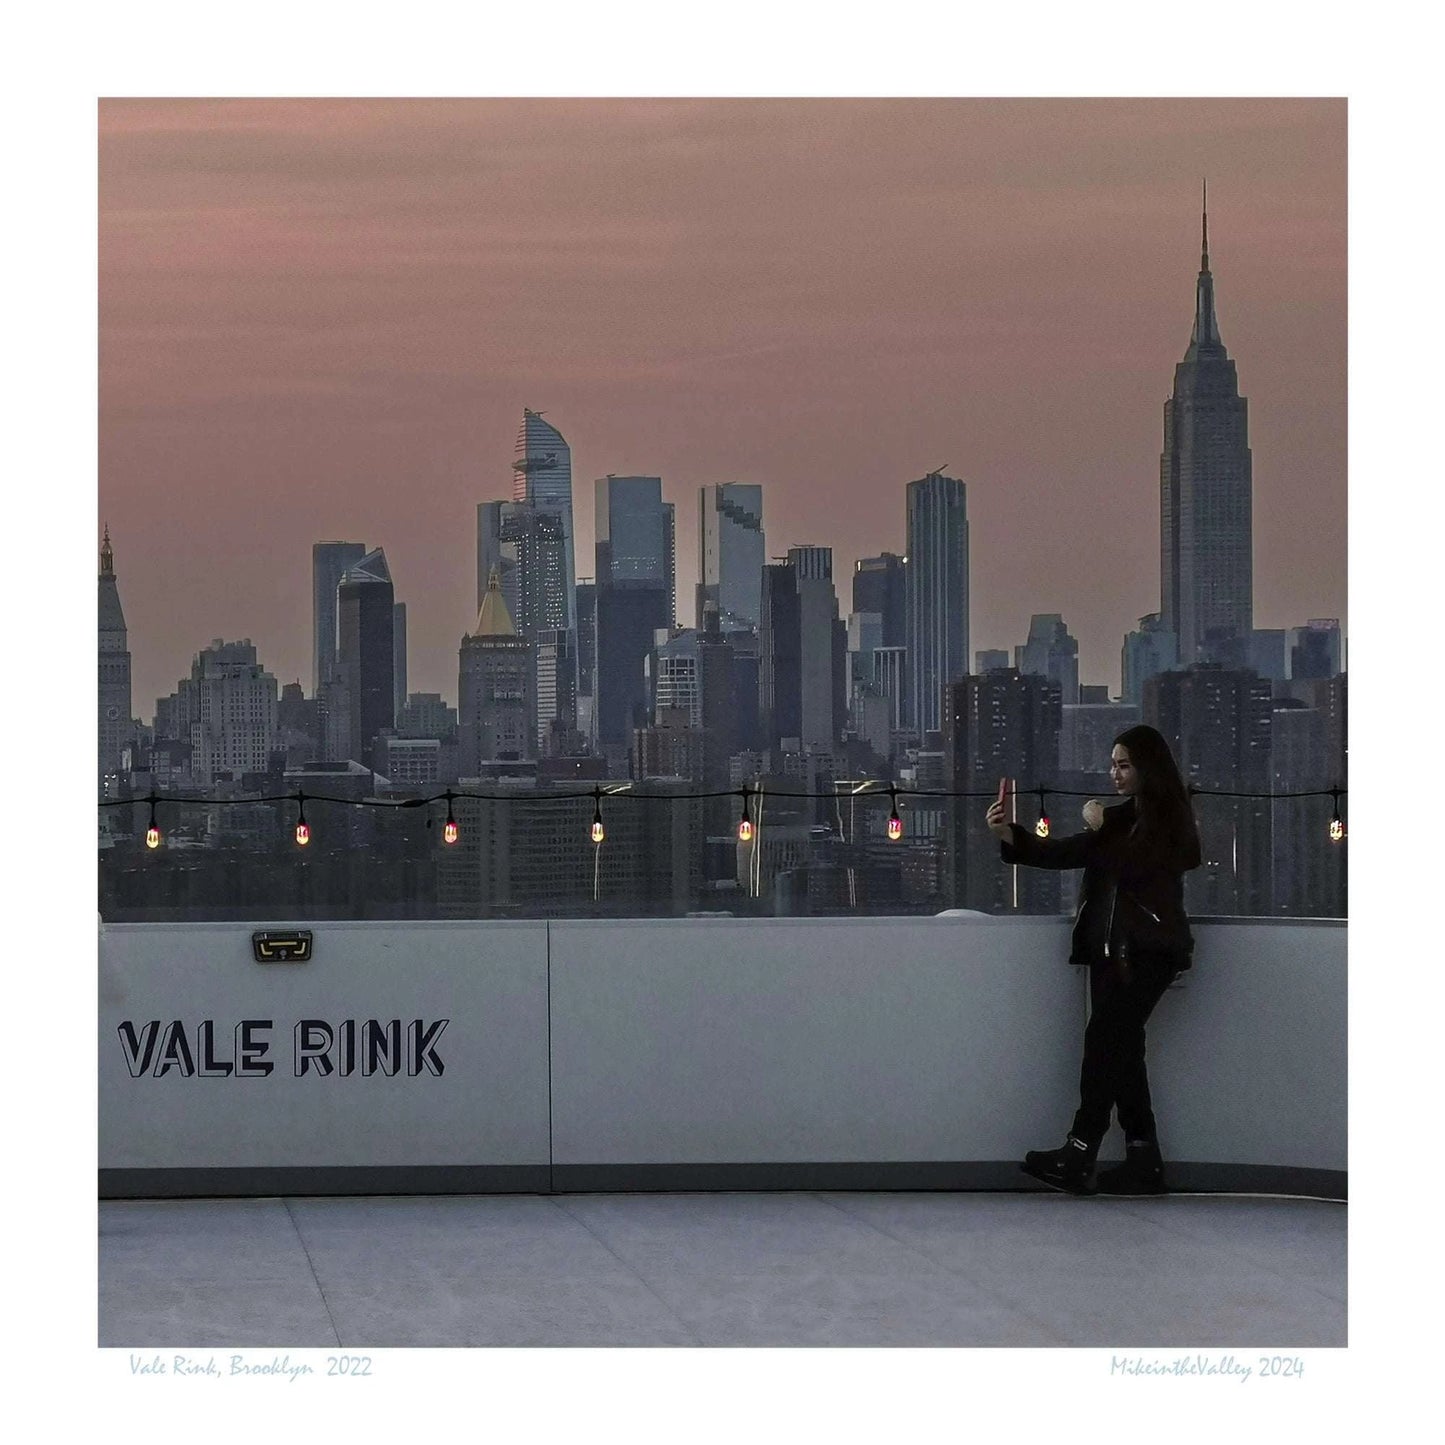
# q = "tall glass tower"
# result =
<box><xmin>905</xmin><ymin>471</ymin><xmax>969</xmax><ymax>736</ymax></box>
<box><xmin>511</xmin><ymin>409</ymin><xmax>576</xmax><ymax>633</ymax></box>
<box><xmin>698</xmin><ymin>483</ymin><xmax>764</xmax><ymax>633</ymax></box>
<box><xmin>336</xmin><ymin>548</ymin><xmax>395</xmax><ymax>770</ymax></box>
<box><xmin>1160</xmin><ymin>185</ymin><xmax>1253</xmax><ymax>664</ymax></box>
<box><xmin>312</xmin><ymin>540</ymin><xmax>367</xmax><ymax>694</ymax></box>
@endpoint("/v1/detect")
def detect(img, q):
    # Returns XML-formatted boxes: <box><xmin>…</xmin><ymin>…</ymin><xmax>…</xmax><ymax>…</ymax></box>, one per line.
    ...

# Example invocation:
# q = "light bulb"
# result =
<box><xmin>295</xmin><ymin>822</ymin><xmax>311</xmax><ymax>846</ymax></box>
<box><xmin>444</xmin><ymin>819</ymin><xmax>459</xmax><ymax>845</ymax></box>
<box><xmin>591</xmin><ymin>819</ymin><xmax>605</xmax><ymax>844</ymax></box>
<box><xmin>145</xmin><ymin>825</ymin><xmax>161</xmax><ymax>849</ymax></box>
<box><xmin>1035</xmin><ymin>814</ymin><xmax>1050</xmax><ymax>838</ymax></box>
<box><xmin>737</xmin><ymin>789</ymin><xmax>753</xmax><ymax>842</ymax></box>
<box><xmin>887</xmin><ymin>813</ymin><xmax>903</xmax><ymax>841</ymax></box>
<box><xmin>1329</xmin><ymin>817</ymin><xmax>1344</xmax><ymax>843</ymax></box>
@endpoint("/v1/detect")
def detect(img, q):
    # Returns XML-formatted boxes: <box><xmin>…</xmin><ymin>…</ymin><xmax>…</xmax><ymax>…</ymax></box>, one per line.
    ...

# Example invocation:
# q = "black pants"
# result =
<box><xmin>1070</xmin><ymin>951</ymin><xmax>1181</xmax><ymax>1147</ymax></box>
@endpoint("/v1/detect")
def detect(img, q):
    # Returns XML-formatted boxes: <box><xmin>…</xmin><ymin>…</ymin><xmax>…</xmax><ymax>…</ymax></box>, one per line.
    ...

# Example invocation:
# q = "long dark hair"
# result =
<box><xmin>1113</xmin><ymin>724</ymin><xmax>1199</xmax><ymax>863</ymax></box>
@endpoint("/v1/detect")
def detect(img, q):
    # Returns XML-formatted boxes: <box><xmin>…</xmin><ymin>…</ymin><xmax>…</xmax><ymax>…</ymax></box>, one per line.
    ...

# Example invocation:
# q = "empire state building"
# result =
<box><xmin>1160</xmin><ymin>186</ymin><xmax>1253</xmax><ymax>663</ymax></box>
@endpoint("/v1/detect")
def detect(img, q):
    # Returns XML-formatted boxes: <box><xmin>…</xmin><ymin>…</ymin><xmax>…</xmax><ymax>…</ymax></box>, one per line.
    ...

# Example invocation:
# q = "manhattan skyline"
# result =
<box><xmin>99</xmin><ymin>98</ymin><xmax>1346</xmax><ymax>715</ymax></box>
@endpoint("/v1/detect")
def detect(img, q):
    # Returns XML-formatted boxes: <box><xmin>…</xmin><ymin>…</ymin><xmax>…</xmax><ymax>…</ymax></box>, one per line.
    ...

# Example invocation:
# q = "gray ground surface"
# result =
<box><xmin>99</xmin><ymin>1190</ymin><xmax>1345</xmax><ymax>1348</ymax></box>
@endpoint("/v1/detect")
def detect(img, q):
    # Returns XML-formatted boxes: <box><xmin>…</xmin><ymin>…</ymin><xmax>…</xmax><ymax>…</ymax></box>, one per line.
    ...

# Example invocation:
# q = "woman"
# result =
<box><xmin>985</xmin><ymin>724</ymin><xmax>1201</xmax><ymax>1196</ymax></box>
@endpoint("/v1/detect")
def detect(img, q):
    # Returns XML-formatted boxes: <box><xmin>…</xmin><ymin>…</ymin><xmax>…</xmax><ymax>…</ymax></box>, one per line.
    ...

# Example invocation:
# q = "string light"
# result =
<box><xmin>737</xmin><ymin>788</ymin><xmax>753</xmax><ymax>843</ymax></box>
<box><xmin>102</xmin><ymin>782</ymin><xmax>1349</xmax><ymax>859</ymax></box>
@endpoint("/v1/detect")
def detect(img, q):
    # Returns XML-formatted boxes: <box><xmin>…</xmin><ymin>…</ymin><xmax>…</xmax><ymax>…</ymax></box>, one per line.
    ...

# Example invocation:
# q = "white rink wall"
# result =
<box><xmin>99</xmin><ymin>917</ymin><xmax>1345</xmax><ymax>1193</ymax></box>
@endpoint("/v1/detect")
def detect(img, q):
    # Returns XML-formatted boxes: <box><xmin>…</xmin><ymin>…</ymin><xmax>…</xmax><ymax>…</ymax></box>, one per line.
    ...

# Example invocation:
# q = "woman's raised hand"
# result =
<box><xmin>985</xmin><ymin>800</ymin><xmax>1012</xmax><ymax>840</ymax></box>
<box><xmin>1082</xmin><ymin>799</ymin><xmax>1105</xmax><ymax>831</ymax></box>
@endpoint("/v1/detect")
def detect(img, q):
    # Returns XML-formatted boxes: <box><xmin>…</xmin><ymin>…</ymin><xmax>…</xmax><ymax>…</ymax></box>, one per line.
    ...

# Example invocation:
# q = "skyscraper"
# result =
<box><xmin>905</xmin><ymin>471</ymin><xmax>970</xmax><ymax>736</ymax></box>
<box><xmin>392</xmin><ymin>602</ymin><xmax>408</xmax><ymax>719</ymax></box>
<box><xmin>312</xmin><ymin>541</ymin><xmax>367</xmax><ymax>694</ymax></box>
<box><xmin>535</xmin><ymin>628</ymin><xmax>578</xmax><ymax>752</ymax></box>
<box><xmin>1121</xmin><ymin>613</ymin><xmax>1180</xmax><ymax>707</ymax></box>
<box><xmin>663</xmin><ymin>500</ymin><xmax>676</xmax><ymax>629</ymax></box>
<box><xmin>852</xmin><ymin>553</ymin><xmax>906</xmax><ymax>648</ymax></box>
<box><xmin>477</xmin><ymin>500</ymin><xmax>569</xmax><ymax>639</ymax></box>
<box><xmin>98</xmin><ymin>527</ymin><xmax>134</xmax><ymax>788</ymax></box>
<box><xmin>593</xmin><ymin>476</ymin><xmax>672</xmax><ymax>761</ymax></box>
<box><xmin>336</xmin><ymin>548</ymin><xmax>395</xmax><ymax>769</ymax></box>
<box><xmin>511</xmin><ymin>409</ymin><xmax>576</xmax><ymax>633</ymax></box>
<box><xmin>1160</xmin><ymin>186</ymin><xmax>1254</xmax><ymax>664</ymax></box>
<box><xmin>459</xmin><ymin>569</ymin><xmax>536</xmax><ymax>772</ymax></box>
<box><xmin>759</xmin><ymin>545</ymin><xmax>845</xmax><ymax>755</ymax></box>
<box><xmin>595</xmin><ymin>475</ymin><xmax>668</xmax><ymax>586</ymax></box>
<box><xmin>698</xmin><ymin>483</ymin><xmax>765</xmax><ymax>633</ymax></box>
<box><xmin>1015</xmin><ymin>613</ymin><xmax>1080</xmax><ymax>706</ymax></box>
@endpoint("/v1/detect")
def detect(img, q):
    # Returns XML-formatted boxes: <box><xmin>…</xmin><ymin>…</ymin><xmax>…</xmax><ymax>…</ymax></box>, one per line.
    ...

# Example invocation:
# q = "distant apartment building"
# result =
<box><xmin>1121</xmin><ymin>613</ymin><xmax>1180</xmax><ymax>707</ymax></box>
<box><xmin>943</xmin><ymin>669</ymin><xmax>1063</xmax><ymax>915</ymax></box>
<box><xmin>1145</xmin><ymin>662</ymin><xmax>1273</xmax><ymax>916</ymax></box>
<box><xmin>160</xmin><ymin>639</ymin><xmax>279</xmax><ymax>783</ymax></box>
<box><xmin>435</xmin><ymin>779</ymin><xmax>699</xmax><ymax>918</ymax></box>
<box><xmin>1289</xmin><ymin>619</ymin><xmax>1343</xmax><ymax>680</ymax></box>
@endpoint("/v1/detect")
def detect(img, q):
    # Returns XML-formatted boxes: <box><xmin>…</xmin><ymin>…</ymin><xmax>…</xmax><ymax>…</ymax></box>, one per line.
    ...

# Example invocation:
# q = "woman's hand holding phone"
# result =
<box><xmin>985</xmin><ymin>777</ymin><xmax>1012</xmax><ymax>840</ymax></box>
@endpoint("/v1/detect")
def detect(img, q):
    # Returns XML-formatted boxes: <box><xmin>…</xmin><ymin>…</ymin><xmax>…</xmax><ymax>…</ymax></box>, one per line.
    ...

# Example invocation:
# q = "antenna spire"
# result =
<box><xmin>1201</xmin><ymin>177</ymin><xmax>1210</xmax><ymax>272</ymax></box>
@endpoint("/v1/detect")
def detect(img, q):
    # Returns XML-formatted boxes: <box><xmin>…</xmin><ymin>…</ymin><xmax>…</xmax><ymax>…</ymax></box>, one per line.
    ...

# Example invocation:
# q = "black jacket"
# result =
<box><xmin>999</xmin><ymin>797</ymin><xmax>1201</xmax><ymax>968</ymax></box>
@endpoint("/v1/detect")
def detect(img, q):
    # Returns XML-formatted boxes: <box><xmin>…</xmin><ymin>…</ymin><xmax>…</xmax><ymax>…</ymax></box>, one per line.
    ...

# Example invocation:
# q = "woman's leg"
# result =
<box><xmin>1071</xmin><ymin>955</ymin><xmax>1177</xmax><ymax>1146</ymax></box>
<box><xmin>1110</xmin><ymin>957</ymin><xmax>1179</xmax><ymax>1143</ymax></box>
<box><xmin>1070</xmin><ymin>960</ymin><xmax>1121</xmax><ymax>1147</ymax></box>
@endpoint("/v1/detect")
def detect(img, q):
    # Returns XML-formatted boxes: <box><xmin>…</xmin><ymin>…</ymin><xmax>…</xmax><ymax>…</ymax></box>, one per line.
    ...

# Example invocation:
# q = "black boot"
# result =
<box><xmin>1021</xmin><ymin>1135</ymin><xmax>1098</xmax><ymax>1195</ymax></box>
<box><xmin>1096</xmin><ymin>1139</ymin><xmax>1167</xmax><ymax>1196</ymax></box>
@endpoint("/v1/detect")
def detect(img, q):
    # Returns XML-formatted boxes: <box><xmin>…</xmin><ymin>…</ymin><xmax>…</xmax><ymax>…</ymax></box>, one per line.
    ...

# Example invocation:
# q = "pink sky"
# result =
<box><xmin>99</xmin><ymin>97</ymin><xmax>1345</xmax><ymax>714</ymax></box>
